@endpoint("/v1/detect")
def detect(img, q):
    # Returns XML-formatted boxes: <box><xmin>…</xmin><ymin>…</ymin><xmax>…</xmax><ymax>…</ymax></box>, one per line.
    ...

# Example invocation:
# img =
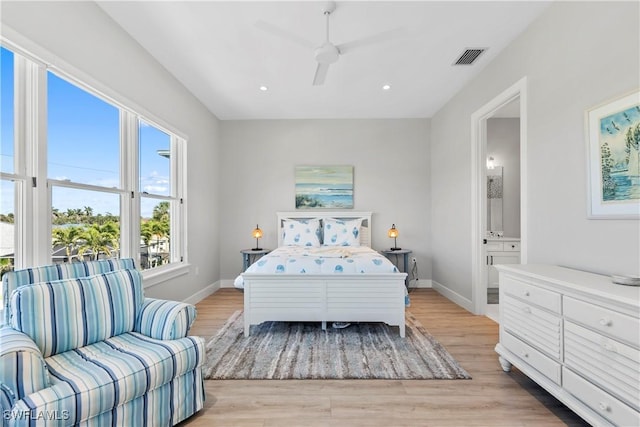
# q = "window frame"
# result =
<box><xmin>0</xmin><ymin>38</ymin><xmax>189</xmax><ymax>287</ymax></box>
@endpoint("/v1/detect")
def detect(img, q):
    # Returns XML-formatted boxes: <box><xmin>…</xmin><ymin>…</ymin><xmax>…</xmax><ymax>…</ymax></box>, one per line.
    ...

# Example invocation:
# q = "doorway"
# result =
<box><xmin>470</xmin><ymin>77</ymin><xmax>528</xmax><ymax>319</ymax></box>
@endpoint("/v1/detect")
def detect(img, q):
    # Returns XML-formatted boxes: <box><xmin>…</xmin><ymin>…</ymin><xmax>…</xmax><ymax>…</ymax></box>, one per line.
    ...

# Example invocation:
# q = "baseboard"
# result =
<box><xmin>182</xmin><ymin>281</ymin><xmax>220</xmax><ymax>305</ymax></box>
<box><xmin>219</xmin><ymin>279</ymin><xmax>236</xmax><ymax>288</ymax></box>
<box><xmin>430</xmin><ymin>280</ymin><xmax>474</xmax><ymax>313</ymax></box>
<box><xmin>408</xmin><ymin>279</ymin><xmax>432</xmax><ymax>289</ymax></box>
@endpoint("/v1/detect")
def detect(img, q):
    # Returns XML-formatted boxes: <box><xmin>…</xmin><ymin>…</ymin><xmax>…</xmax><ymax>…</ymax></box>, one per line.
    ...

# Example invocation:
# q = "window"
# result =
<box><xmin>138</xmin><ymin>120</ymin><xmax>182</xmax><ymax>271</ymax></box>
<box><xmin>1</xmin><ymin>47</ymin><xmax>17</xmax><ymax>277</ymax></box>
<box><xmin>0</xmin><ymin>42</ymin><xmax>187</xmax><ymax>284</ymax></box>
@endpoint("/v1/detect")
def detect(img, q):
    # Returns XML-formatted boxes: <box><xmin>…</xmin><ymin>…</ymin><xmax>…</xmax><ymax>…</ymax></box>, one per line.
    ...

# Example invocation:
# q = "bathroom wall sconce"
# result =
<box><xmin>487</xmin><ymin>156</ymin><xmax>496</xmax><ymax>170</ymax></box>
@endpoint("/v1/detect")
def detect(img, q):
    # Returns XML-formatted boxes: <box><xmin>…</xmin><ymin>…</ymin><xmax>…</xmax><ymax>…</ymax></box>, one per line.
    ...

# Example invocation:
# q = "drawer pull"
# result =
<box><xmin>599</xmin><ymin>318</ymin><xmax>612</xmax><ymax>327</ymax></box>
<box><xmin>520</xmin><ymin>351</ymin><xmax>529</xmax><ymax>358</ymax></box>
<box><xmin>598</xmin><ymin>402</ymin><xmax>610</xmax><ymax>412</ymax></box>
<box><xmin>522</xmin><ymin>306</ymin><xmax>532</xmax><ymax>314</ymax></box>
<box><xmin>602</xmin><ymin>343</ymin><xmax>617</xmax><ymax>353</ymax></box>
<box><xmin>524</xmin><ymin>291</ymin><xmax>530</xmax><ymax>297</ymax></box>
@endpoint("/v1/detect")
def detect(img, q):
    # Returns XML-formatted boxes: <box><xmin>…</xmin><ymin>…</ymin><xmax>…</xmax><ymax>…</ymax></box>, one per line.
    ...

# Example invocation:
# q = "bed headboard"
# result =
<box><xmin>276</xmin><ymin>211</ymin><xmax>372</xmax><ymax>248</ymax></box>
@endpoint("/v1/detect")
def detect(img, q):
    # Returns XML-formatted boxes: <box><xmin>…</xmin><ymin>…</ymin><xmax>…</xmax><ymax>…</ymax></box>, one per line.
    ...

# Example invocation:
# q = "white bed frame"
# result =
<box><xmin>242</xmin><ymin>211</ymin><xmax>407</xmax><ymax>337</ymax></box>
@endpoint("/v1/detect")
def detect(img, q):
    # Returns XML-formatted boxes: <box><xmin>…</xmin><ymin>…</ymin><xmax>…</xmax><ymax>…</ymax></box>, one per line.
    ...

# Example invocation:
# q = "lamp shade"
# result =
<box><xmin>252</xmin><ymin>225</ymin><xmax>263</xmax><ymax>239</ymax></box>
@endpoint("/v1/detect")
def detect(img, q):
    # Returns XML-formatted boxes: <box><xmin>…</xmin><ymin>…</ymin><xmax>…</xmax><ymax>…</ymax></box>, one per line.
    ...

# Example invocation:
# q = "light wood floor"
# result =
<box><xmin>180</xmin><ymin>289</ymin><xmax>588</xmax><ymax>427</ymax></box>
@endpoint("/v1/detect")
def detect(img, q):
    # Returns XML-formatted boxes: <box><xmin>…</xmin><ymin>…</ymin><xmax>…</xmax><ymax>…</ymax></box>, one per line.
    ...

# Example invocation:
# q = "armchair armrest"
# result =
<box><xmin>135</xmin><ymin>298</ymin><xmax>197</xmax><ymax>340</ymax></box>
<box><xmin>0</xmin><ymin>328</ymin><xmax>49</xmax><ymax>403</ymax></box>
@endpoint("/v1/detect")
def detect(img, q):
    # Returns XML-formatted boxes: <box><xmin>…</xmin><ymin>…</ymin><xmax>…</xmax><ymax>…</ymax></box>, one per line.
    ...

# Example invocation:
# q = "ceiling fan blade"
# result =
<box><xmin>336</xmin><ymin>27</ymin><xmax>407</xmax><ymax>55</ymax></box>
<box><xmin>313</xmin><ymin>62</ymin><xmax>330</xmax><ymax>86</ymax></box>
<box><xmin>255</xmin><ymin>20</ymin><xmax>316</xmax><ymax>50</ymax></box>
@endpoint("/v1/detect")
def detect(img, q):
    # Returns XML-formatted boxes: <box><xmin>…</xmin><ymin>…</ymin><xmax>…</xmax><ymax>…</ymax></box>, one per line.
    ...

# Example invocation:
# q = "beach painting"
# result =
<box><xmin>587</xmin><ymin>90</ymin><xmax>640</xmax><ymax>218</ymax></box>
<box><xmin>295</xmin><ymin>166</ymin><xmax>353</xmax><ymax>209</ymax></box>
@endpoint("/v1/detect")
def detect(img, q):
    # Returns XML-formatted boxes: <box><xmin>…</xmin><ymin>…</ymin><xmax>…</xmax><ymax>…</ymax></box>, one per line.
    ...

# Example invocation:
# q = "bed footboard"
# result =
<box><xmin>242</xmin><ymin>274</ymin><xmax>407</xmax><ymax>337</ymax></box>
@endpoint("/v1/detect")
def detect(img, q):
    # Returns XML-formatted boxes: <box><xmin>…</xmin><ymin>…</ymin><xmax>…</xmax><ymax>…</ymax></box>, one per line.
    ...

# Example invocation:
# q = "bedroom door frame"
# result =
<box><xmin>470</xmin><ymin>77</ymin><xmax>528</xmax><ymax>316</ymax></box>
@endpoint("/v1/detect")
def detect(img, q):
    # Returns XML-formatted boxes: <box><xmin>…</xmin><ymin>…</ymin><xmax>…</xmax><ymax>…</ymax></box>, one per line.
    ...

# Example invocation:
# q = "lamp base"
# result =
<box><xmin>390</xmin><ymin>247</ymin><xmax>402</xmax><ymax>251</ymax></box>
<box><xmin>253</xmin><ymin>247</ymin><xmax>263</xmax><ymax>251</ymax></box>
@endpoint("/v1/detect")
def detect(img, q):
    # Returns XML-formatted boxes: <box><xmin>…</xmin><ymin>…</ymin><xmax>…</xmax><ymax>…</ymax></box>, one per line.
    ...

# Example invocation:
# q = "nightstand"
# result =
<box><xmin>240</xmin><ymin>248</ymin><xmax>270</xmax><ymax>271</ymax></box>
<box><xmin>381</xmin><ymin>249</ymin><xmax>412</xmax><ymax>287</ymax></box>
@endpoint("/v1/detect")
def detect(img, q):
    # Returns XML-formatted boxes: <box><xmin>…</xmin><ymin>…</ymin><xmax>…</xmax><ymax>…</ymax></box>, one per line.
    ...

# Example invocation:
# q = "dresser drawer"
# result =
<box><xmin>564</xmin><ymin>321</ymin><xmax>640</xmax><ymax>410</ymax></box>
<box><xmin>563</xmin><ymin>367</ymin><xmax>640</xmax><ymax>427</ymax></box>
<box><xmin>503</xmin><ymin>332</ymin><xmax>561</xmax><ymax>385</ymax></box>
<box><xmin>502</xmin><ymin>294</ymin><xmax>562</xmax><ymax>359</ymax></box>
<box><xmin>502</xmin><ymin>276</ymin><xmax>561</xmax><ymax>314</ymax></box>
<box><xmin>503</xmin><ymin>241</ymin><xmax>520</xmax><ymax>251</ymax></box>
<box><xmin>564</xmin><ymin>296</ymin><xmax>640</xmax><ymax>347</ymax></box>
<box><xmin>486</xmin><ymin>241</ymin><xmax>503</xmax><ymax>251</ymax></box>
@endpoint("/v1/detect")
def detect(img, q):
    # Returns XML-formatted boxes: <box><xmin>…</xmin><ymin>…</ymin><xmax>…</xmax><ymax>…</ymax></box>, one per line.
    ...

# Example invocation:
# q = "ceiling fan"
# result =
<box><xmin>256</xmin><ymin>1</ymin><xmax>404</xmax><ymax>86</ymax></box>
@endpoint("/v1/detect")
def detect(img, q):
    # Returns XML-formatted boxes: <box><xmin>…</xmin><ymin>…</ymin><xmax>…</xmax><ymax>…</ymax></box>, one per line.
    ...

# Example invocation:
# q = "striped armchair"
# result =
<box><xmin>0</xmin><ymin>259</ymin><xmax>205</xmax><ymax>426</ymax></box>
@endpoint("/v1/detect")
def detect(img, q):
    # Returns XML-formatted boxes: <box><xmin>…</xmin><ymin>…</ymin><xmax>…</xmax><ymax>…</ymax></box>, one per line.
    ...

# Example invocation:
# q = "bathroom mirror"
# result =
<box><xmin>487</xmin><ymin>166</ymin><xmax>503</xmax><ymax>234</ymax></box>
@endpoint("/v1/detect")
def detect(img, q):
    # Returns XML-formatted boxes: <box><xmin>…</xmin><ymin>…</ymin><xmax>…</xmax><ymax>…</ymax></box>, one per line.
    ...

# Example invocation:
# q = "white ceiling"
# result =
<box><xmin>98</xmin><ymin>1</ymin><xmax>550</xmax><ymax>120</ymax></box>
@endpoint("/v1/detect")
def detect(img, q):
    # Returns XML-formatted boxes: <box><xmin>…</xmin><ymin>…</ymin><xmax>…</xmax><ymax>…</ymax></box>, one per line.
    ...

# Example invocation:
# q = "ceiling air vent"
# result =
<box><xmin>453</xmin><ymin>48</ymin><xmax>487</xmax><ymax>66</ymax></box>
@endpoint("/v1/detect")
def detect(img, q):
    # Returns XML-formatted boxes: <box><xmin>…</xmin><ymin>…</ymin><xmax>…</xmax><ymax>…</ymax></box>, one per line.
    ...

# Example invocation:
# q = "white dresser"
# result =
<box><xmin>495</xmin><ymin>264</ymin><xmax>640</xmax><ymax>426</ymax></box>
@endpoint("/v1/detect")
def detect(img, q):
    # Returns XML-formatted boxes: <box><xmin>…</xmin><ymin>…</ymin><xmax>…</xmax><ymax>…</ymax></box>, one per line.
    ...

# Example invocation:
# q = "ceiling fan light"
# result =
<box><xmin>315</xmin><ymin>43</ymin><xmax>339</xmax><ymax>64</ymax></box>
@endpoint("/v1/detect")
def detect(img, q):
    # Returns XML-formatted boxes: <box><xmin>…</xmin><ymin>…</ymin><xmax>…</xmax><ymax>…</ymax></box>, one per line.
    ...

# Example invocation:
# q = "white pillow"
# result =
<box><xmin>323</xmin><ymin>218</ymin><xmax>362</xmax><ymax>246</ymax></box>
<box><xmin>282</xmin><ymin>219</ymin><xmax>321</xmax><ymax>247</ymax></box>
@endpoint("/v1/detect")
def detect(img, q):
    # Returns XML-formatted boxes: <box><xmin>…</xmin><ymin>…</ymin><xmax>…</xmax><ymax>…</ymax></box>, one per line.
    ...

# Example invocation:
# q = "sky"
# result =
<box><xmin>1</xmin><ymin>46</ymin><xmax>171</xmax><ymax>219</ymax></box>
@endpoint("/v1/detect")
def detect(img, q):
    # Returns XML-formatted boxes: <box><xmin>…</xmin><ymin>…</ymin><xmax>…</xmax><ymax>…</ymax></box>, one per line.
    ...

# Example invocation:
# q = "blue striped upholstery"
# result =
<box><xmin>2</xmin><ymin>258</ymin><xmax>136</xmax><ymax>326</ymax></box>
<box><xmin>0</xmin><ymin>328</ymin><xmax>49</xmax><ymax>402</ymax></box>
<box><xmin>136</xmin><ymin>298</ymin><xmax>197</xmax><ymax>340</ymax></box>
<box><xmin>8</xmin><ymin>333</ymin><xmax>204</xmax><ymax>426</ymax></box>
<box><xmin>9</xmin><ymin>369</ymin><xmax>204</xmax><ymax>427</ymax></box>
<box><xmin>1</xmin><ymin>261</ymin><xmax>205</xmax><ymax>426</ymax></box>
<box><xmin>10</xmin><ymin>270</ymin><xmax>144</xmax><ymax>358</ymax></box>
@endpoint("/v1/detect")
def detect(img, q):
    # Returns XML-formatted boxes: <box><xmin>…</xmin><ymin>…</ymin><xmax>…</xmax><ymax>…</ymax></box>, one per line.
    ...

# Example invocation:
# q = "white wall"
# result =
<box><xmin>1</xmin><ymin>2</ymin><xmax>221</xmax><ymax>301</ymax></box>
<box><xmin>219</xmin><ymin>119</ymin><xmax>431</xmax><ymax>282</ymax></box>
<box><xmin>487</xmin><ymin>118</ymin><xmax>520</xmax><ymax>238</ymax></box>
<box><xmin>431</xmin><ymin>1</ymin><xmax>640</xmax><ymax>300</ymax></box>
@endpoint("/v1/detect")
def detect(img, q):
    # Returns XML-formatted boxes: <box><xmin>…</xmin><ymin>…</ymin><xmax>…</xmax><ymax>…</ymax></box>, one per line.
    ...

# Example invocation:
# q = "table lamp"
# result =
<box><xmin>388</xmin><ymin>224</ymin><xmax>401</xmax><ymax>251</ymax></box>
<box><xmin>252</xmin><ymin>224</ymin><xmax>263</xmax><ymax>250</ymax></box>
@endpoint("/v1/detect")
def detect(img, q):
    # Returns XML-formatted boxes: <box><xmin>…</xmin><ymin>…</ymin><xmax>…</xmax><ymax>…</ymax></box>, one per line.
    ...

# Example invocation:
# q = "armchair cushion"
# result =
<box><xmin>20</xmin><ymin>332</ymin><xmax>204</xmax><ymax>425</ymax></box>
<box><xmin>2</xmin><ymin>258</ymin><xmax>136</xmax><ymax>326</ymax></box>
<box><xmin>10</xmin><ymin>270</ymin><xmax>144</xmax><ymax>357</ymax></box>
<box><xmin>135</xmin><ymin>298</ymin><xmax>197</xmax><ymax>340</ymax></box>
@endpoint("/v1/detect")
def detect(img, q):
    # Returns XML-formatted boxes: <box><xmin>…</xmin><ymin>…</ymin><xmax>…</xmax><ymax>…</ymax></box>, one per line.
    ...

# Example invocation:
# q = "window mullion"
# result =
<box><xmin>15</xmin><ymin>55</ymin><xmax>48</xmax><ymax>267</ymax></box>
<box><xmin>121</xmin><ymin>111</ymin><xmax>139</xmax><ymax>263</ymax></box>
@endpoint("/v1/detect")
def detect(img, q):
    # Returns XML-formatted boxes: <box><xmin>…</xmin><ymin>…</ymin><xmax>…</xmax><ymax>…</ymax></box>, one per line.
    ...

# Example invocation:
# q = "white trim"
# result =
<box><xmin>470</xmin><ymin>77</ymin><xmax>528</xmax><ymax>315</ymax></box>
<box><xmin>219</xmin><ymin>279</ymin><xmax>237</xmax><ymax>288</ymax></box>
<box><xmin>0</xmin><ymin>27</ymin><xmax>189</xmax><ymax>141</ymax></box>
<box><xmin>142</xmin><ymin>263</ymin><xmax>189</xmax><ymax>289</ymax></box>
<box><xmin>431</xmin><ymin>280</ymin><xmax>474</xmax><ymax>313</ymax></box>
<box><xmin>182</xmin><ymin>281</ymin><xmax>220</xmax><ymax>305</ymax></box>
<box><xmin>408</xmin><ymin>278</ymin><xmax>432</xmax><ymax>288</ymax></box>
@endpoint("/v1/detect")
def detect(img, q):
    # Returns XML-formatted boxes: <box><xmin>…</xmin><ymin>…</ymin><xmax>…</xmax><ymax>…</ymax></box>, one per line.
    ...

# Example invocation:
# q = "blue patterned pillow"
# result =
<box><xmin>282</xmin><ymin>219</ymin><xmax>321</xmax><ymax>247</ymax></box>
<box><xmin>323</xmin><ymin>218</ymin><xmax>363</xmax><ymax>246</ymax></box>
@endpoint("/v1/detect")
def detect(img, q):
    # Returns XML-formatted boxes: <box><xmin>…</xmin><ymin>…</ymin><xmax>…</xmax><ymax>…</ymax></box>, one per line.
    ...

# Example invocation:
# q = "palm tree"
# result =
<box><xmin>52</xmin><ymin>226</ymin><xmax>83</xmax><ymax>262</ymax></box>
<box><xmin>75</xmin><ymin>223</ymin><xmax>119</xmax><ymax>261</ymax></box>
<box><xmin>152</xmin><ymin>201</ymin><xmax>170</xmax><ymax>222</ymax></box>
<box><xmin>77</xmin><ymin>227</ymin><xmax>114</xmax><ymax>261</ymax></box>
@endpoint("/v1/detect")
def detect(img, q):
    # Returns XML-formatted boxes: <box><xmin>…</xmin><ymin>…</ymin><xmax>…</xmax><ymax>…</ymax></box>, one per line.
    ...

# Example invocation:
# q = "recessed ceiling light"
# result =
<box><xmin>259</xmin><ymin>85</ymin><xmax>268</xmax><ymax>91</ymax></box>
<box><xmin>382</xmin><ymin>84</ymin><xmax>391</xmax><ymax>91</ymax></box>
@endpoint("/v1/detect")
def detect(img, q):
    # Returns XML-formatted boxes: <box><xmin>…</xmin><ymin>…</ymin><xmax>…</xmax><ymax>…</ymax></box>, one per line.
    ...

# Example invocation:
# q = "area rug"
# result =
<box><xmin>203</xmin><ymin>311</ymin><xmax>471</xmax><ymax>380</ymax></box>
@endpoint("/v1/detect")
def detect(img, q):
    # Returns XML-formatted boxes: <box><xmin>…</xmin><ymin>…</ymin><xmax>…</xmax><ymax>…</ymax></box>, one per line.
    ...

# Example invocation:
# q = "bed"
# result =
<box><xmin>237</xmin><ymin>212</ymin><xmax>407</xmax><ymax>337</ymax></box>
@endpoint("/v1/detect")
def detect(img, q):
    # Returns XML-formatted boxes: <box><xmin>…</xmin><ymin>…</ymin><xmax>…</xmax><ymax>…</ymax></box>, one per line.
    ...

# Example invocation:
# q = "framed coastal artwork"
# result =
<box><xmin>295</xmin><ymin>165</ymin><xmax>353</xmax><ymax>209</ymax></box>
<box><xmin>586</xmin><ymin>90</ymin><xmax>640</xmax><ymax>218</ymax></box>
